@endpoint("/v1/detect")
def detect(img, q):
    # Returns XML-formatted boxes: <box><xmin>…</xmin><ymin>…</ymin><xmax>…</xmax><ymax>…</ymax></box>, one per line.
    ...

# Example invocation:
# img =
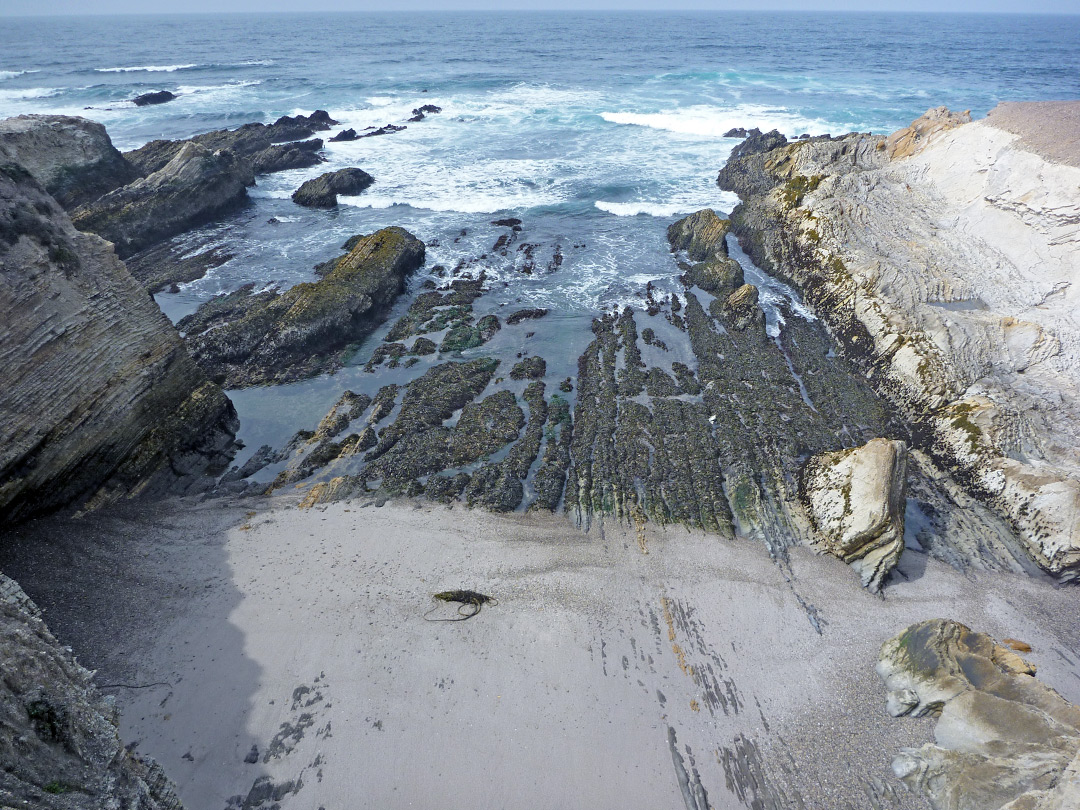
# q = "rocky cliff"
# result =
<box><xmin>0</xmin><ymin>115</ymin><xmax>140</xmax><ymax>210</ymax></box>
<box><xmin>0</xmin><ymin>155</ymin><xmax>237</xmax><ymax>524</ymax></box>
<box><xmin>717</xmin><ymin>104</ymin><xmax>1080</xmax><ymax>581</ymax></box>
<box><xmin>0</xmin><ymin>571</ymin><xmax>183</xmax><ymax>809</ymax></box>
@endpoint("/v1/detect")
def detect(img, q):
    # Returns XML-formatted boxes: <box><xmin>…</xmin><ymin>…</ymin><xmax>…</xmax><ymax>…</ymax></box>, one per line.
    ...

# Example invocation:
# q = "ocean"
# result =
<box><xmin>2</xmin><ymin>11</ymin><xmax>1078</xmax><ymax>456</ymax></box>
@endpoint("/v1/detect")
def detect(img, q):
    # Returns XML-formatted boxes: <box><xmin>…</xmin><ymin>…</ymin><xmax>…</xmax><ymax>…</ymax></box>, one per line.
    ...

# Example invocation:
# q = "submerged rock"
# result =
<box><xmin>292</xmin><ymin>167</ymin><xmax>374</xmax><ymax>208</ymax></box>
<box><xmin>180</xmin><ymin>226</ymin><xmax>425</xmax><ymax>387</ymax></box>
<box><xmin>0</xmin><ymin>114</ymin><xmax>140</xmax><ymax>209</ymax></box>
<box><xmin>878</xmin><ymin>619</ymin><xmax>1080</xmax><ymax>810</ymax></box>
<box><xmin>802</xmin><ymin>438</ymin><xmax>907</xmax><ymax>591</ymax></box>
<box><xmin>0</xmin><ymin>158</ymin><xmax>237</xmax><ymax>523</ymax></box>
<box><xmin>132</xmin><ymin>90</ymin><xmax>176</xmax><ymax>106</ymax></box>
<box><xmin>72</xmin><ymin>141</ymin><xmax>253</xmax><ymax>258</ymax></box>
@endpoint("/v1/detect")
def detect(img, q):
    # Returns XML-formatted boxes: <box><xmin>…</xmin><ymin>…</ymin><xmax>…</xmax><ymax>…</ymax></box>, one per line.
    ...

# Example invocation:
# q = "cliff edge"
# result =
<box><xmin>0</xmin><ymin>154</ymin><xmax>238</xmax><ymax>524</ymax></box>
<box><xmin>717</xmin><ymin>103</ymin><xmax>1080</xmax><ymax>579</ymax></box>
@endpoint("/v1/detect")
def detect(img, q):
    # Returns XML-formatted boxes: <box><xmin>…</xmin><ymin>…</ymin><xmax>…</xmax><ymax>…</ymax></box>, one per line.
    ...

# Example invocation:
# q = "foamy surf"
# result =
<box><xmin>600</xmin><ymin>104</ymin><xmax>832</xmax><ymax>138</ymax></box>
<box><xmin>96</xmin><ymin>64</ymin><xmax>199</xmax><ymax>73</ymax></box>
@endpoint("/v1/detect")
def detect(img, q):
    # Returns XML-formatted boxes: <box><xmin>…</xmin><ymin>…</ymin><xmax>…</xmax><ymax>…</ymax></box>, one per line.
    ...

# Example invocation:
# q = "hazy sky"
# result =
<box><xmin>2</xmin><ymin>0</ymin><xmax>1079</xmax><ymax>14</ymax></box>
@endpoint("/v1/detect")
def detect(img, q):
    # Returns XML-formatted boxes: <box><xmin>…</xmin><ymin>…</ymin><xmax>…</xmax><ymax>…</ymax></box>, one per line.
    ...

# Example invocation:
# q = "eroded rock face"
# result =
<box><xmin>0</xmin><ymin>159</ymin><xmax>237</xmax><ymax>523</ymax></box>
<box><xmin>72</xmin><ymin>141</ymin><xmax>253</xmax><ymax>258</ymax></box>
<box><xmin>668</xmin><ymin>209</ymin><xmax>745</xmax><ymax>297</ymax></box>
<box><xmin>291</xmin><ymin>167</ymin><xmax>374</xmax><ymax>208</ymax></box>
<box><xmin>717</xmin><ymin>105</ymin><xmax>1080</xmax><ymax>581</ymax></box>
<box><xmin>0</xmin><ymin>114</ymin><xmax>139</xmax><ymax>209</ymax></box>
<box><xmin>803</xmin><ymin>438</ymin><xmax>907</xmax><ymax>591</ymax></box>
<box><xmin>878</xmin><ymin>619</ymin><xmax>1080</xmax><ymax>810</ymax></box>
<box><xmin>180</xmin><ymin>227</ymin><xmax>424</xmax><ymax>387</ymax></box>
<box><xmin>0</xmin><ymin>573</ymin><xmax>183</xmax><ymax>809</ymax></box>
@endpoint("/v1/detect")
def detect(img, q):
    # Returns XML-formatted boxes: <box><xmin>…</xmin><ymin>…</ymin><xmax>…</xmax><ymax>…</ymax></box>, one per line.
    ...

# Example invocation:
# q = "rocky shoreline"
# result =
<box><xmin>0</xmin><ymin>101</ymin><xmax>1078</xmax><ymax>810</ymax></box>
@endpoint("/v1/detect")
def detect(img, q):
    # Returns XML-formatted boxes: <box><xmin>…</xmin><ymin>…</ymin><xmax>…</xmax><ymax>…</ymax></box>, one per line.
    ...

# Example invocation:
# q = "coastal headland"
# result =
<box><xmin>1</xmin><ymin>97</ymin><xmax>1079</xmax><ymax>810</ymax></box>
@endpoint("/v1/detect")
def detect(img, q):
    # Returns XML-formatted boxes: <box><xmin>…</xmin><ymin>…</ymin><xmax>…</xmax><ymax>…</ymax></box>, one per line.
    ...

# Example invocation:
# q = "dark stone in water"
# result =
<box><xmin>723</xmin><ymin>127</ymin><xmax>747</xmax><ymax>138</ymax></box>
<box><xmin>292</xmin><ymin>167</ymin><xmax>374</xmax><ymax>208</ymax></box>
<box><xmin>357</xmin><ymin>124</ymin><xmax>406</xmax><ymax>139</ymax></box>
<box><xmin>132</xmin><ymin>90</ymin><xmax>176</xmax><ymax>106</ymax></box>
<box><xmin>329</xmin><ymin>128</ymin><xmax>358</xmax><ymax>142</ymax></box>
<box><xmin>491</xmin><ymin>217</ymin><xmax>522</xmax><ymax>227</ymax></box>
<box><xmin>505</xmin><ymin>307</ymin><xmax>548</xmax><ymax>325</ymax></box>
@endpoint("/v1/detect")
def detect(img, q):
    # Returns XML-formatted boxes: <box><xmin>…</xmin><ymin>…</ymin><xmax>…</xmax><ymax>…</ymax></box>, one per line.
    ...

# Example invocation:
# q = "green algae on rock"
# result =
<box><xmin>180</xmin><ymin>226</ymin><xmax>425</xmax><ymax>388</ymax></box>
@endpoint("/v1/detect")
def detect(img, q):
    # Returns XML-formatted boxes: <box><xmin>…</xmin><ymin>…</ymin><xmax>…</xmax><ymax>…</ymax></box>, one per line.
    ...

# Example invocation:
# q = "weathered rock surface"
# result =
<box><xmin>180</xmin><ymin>227</ymin><xmax>424</xmax><ymax>387</ymax></box>
<box><xmin>132</xmin><ymin>90</ymin><xmax>176</xmax><ymax>107</ymax></box>
<box><xmin>668</xmin><ymin>208</ymin><xmax>745</xmax><ymax>296</ymax></box>
<box><xmin>878</xmin><ymin>619</ymin><xmax>1080</xmax><ymax>810</ymax></box>
<box><xmin>803</xmin><ymin>438</ymin><xmax>907</xmax><ymax>591</ymax></box>
<box><xmin>72</xmin><ymin>142</ymin><xmax>253</xmax><ymax>258</ymax></box>
<box><xmin>718</xmin><ymin>104</ymin><xmax>1080</xmax><ymax>580</ymax></box>
<box><xmin>248</xmin><ymin>138</ymin><xmax>325</xmax><ymax>175</ymax></box>
<box><xmin>124</xmin><ymin>110</ymin><xmax>337</xmax><ymax>176</ymax></box>
<box><xmin>291</xmin><ymin>167</ymin><xmax>374</xmax><ymax>208</ymax></box>
<box><xmin>0</xmin><ymin>115</ymin><xmax>139</xmax><ymax>209</ymax></box>
<box><xmin>0</xmin><ymin>572</ymin><xmax>183</xmax><ymax>809</ymax></box>
<box><xmin>0</xmin><ymin>159</ymin><xmax>237</xmax><ymax>524</ymax></box>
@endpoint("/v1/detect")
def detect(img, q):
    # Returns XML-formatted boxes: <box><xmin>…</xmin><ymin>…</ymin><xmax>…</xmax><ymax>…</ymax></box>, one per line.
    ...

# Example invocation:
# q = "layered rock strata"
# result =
<box><xmin>0</xmin><ymin>115</ymin><xmax>139</xmax><ymax>209</ymax></box>
<box><xmin>803</xmin><ymin>438</ymin><xmax>907</xmax><ymax>591</ymax></box>
<box><xmin>717</xmin><ymin>105</ymin><xmax>1080</xmax><ymax>580</ymax></box>
<box><xmin>71</xmin><ymin>142</ymin><xmax>253</xmax><ymax>258</ymax></box>
<box><xmin>879</xmin><ymin>619</ymin><xmax>1080</xmax><ymax>809</ymax></box>
<box><xmin>0</xmin><ymin>158</ymin><xmax>237</xmax><ymax>524</ymax></box>
<box><xmin>179</xmin><ymin>227</ymin><xmax>425</xmax><ymax>387</ymax></box>
<box><xmin>0</xmin><ymin>572</ymin><xmax>183</xmax><ymax>809</ymax></box>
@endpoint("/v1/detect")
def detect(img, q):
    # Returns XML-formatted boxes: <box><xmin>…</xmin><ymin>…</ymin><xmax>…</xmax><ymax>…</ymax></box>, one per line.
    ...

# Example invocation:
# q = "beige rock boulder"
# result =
<box><xmin>878</xmin><ymin>619</ymin><xmax>1080</xmax><ymax>810</ymax></box>
<box><xmin>802</xmin><ymin>438</ymin><xmax>907</xmax><ymax>591</ymax></box>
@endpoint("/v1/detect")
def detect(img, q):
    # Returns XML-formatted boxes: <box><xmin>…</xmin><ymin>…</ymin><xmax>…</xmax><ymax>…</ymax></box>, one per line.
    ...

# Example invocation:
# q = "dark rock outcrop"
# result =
<box><xmin>0</xmin><ymin>574</ymin><xmax>183</xmax><ymax>809</ymax></box>
<box><xmin>180</xmin><ymin>227</ymin><xmax>425</xmax><ymax>387</ymax></box>
<box><xmin>357</xmin><ymin>124</ymin><xmax>406</xmax><ymax>139</ymax></box>
<box><xmin>668</xmin><ymin>209</ymin><xmax>744</xmax><ymax>297</ymax></box>
<box><xmin>124</xmin><ymin>110</ymin><xmax>337</xmax><ymax>176</ymax></box>
<box><xmin>72</xmin><ymin>141</ymin><xmax>253</xmax><ymax>258</ymax></box>
<box><xmin>0</xmin><ymin>115</ymin><xmax>140</xmax><ymax>209</ymax></box>
<box><xmin>291</xmin><ymin>167</ymin><xmax>374</xmax><ymax>208</ymax></box>
<box><xmin>249</xmin><ymin>138</ymin><xmax>325</xmax><ymax>174</ymax></box>
<box><xmin>408</xmin><ymin>104</ymin><xmax>442</xmax><ymax>122</ymax></box>
<box><xmin>879</xmin><ymin>619</ymin><xmax>1080</xmax><ymax>810</ymax></box>
<box><xmin>132</xmin><ymin>90</ymin><xmax>176</xmax><ymax>106</ymax></box>
<box><xmin>0</xmin><ymin>159</ymin><xmax>237</xmax><ymax>524</ymax></box>
<box><xmin>329</xmin><ymin>128</ymin><xmax>358</xmax><ymax>142</ymax></box>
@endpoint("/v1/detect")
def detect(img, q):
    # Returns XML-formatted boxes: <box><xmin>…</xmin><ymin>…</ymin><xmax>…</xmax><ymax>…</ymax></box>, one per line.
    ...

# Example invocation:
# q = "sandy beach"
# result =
<box><xmin>3</xmin><ymin>494</ymin><xmax>1079</xmax><ymax>810</ymax></box>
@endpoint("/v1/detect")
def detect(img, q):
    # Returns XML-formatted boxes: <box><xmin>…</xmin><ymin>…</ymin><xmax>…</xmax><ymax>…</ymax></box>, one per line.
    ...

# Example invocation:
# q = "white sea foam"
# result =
<box><xmin>0</xmin><ymin>87</ymin><xmax>60</xmax><ymax>101</ymax></box>
<box><xmin>175</xmin><ymin>79</ymin><xmax>262</xmax><ymax>97</ymax></box>
<box><xmin>600</xmin><ymin>104</ymin><xmax>831</xmax><ymax>138</ymax></box>
<box><xmin>0</xmin><ymin>69</ymin><xmax>37</xmax><ymax>81</ymax></box>
<box><xmin>595</xmin><ymin>201</ymin><xmax>694</xmax><ymax>218</ymax></box>
<box><xmin>96</xmin><ymin>64</ymin><xmax>198</xmax><ymax>73</ymax></box>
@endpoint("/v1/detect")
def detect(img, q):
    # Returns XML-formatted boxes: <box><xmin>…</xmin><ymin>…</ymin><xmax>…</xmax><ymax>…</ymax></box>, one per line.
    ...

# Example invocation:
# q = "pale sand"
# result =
<box><xmin>985</xmin><ymin>100</ymin><xmax>1080</xmax><ymax>168</ymax></box>
<box><xmin>3</xmin><ymin>494</ymin><xmax>1080</xmax><ymax>810</ymax></box>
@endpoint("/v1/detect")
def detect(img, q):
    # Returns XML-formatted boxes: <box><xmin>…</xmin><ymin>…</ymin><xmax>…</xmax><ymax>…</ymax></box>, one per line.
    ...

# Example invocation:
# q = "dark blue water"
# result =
<box><xmin>2</xmin><ymin>12</ymin><xmax>1078</xmax><ymax>452</ymax></box>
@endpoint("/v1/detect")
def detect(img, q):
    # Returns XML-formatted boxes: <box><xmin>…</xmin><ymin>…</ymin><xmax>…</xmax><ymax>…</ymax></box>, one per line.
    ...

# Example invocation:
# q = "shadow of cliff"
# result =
<box><xmin>0</xmin><ymin>494</ymin><xmax>270</xmax><ymax>810</ymax></box>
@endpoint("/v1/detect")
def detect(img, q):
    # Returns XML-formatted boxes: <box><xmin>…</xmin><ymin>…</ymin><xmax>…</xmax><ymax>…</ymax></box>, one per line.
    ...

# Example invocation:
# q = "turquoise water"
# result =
<box><xmin>2</xmin><ymin>11</ymin><xmax>1078</xmax><ymax>452</ymax></box>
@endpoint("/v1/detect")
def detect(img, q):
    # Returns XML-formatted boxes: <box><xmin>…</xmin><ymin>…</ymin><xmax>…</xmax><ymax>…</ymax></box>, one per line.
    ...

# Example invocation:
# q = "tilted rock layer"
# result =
<box><xmin>180</xmin><ymin>226</ymin><xmax>425</xmax><ymax>388</ymax></box>
<box><xmin>0</xmin><ymin>572</ymin><xmax>183</xmax><ymax>809</ymax></box>
<box><xmin>718</xmin><ymin>104</ymin><xmax>1080</xmax><ymax>580</ymax></box>
<box><xmin>0</xmin><ymin>158</ymin><xmax>237</xmax><ymax>524</ymax></box>
<box><xmin>878</xmin><ymin>619</ymin><xmax>1080</xmax><ymax>810</ymax></box>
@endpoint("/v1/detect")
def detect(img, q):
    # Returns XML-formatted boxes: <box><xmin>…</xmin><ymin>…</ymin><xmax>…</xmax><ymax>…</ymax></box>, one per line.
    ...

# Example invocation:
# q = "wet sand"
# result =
<box><xmin>3</xmin><ymin>493</ymin><xmax>1080</xmax><ymax>810</ymax></box>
